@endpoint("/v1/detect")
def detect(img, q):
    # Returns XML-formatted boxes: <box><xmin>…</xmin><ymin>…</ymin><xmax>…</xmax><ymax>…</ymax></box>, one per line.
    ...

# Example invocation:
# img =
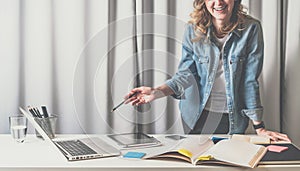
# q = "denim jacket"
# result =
<box><xmin>166</xmin><ymin>17</ymin><xmax>264</xmax><ymax>134</ymax></box>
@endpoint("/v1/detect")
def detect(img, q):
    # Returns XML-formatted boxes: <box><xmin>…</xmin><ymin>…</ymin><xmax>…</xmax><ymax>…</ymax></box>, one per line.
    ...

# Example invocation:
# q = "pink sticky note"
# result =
<box><xmin>267</xmin><ymin>145</ymin><xmax>288</xmax><ymax>153</ymax></box>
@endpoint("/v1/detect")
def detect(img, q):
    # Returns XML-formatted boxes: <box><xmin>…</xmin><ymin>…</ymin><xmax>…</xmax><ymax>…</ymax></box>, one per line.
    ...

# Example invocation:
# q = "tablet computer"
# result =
<box><xmin>107</xmin><ymin>132</ymin><xmax>162</xmax><ymax>148</ymax></box>
<box><xmin>259</xmin><ymin>143</ymin><xmax>300</xmax><ymax>164</ymax></box>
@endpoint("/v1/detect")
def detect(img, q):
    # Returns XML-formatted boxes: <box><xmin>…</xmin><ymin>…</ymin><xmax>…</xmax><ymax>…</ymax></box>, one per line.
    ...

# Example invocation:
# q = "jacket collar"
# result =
<box><xmin>207</xmin><ymin>25</ymin><xmax>242</xmax><ymax>40</ymax></box>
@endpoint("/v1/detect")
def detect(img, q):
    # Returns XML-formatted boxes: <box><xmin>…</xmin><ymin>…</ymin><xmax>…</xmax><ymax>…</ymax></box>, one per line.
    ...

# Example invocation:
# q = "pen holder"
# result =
<box><xmin>34</xmin><ymin>115</ymin><xmax>57</xmax><ymax>139</ymax></box>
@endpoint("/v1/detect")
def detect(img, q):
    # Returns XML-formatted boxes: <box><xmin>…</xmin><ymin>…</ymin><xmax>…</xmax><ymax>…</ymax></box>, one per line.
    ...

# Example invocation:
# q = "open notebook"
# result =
<box><xmin>20</xmin><ymin>107</ymin><xmax>120</xmax><ymax>161</ymax></box>
<box><xmin>143</xmin><ymin>136</ymin><xmax>267</xmax><ymax>168</ymax></box>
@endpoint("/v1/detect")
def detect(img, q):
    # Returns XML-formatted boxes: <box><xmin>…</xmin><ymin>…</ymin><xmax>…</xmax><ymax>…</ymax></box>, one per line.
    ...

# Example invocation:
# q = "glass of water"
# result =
<box><xmin>9</xmin><ymin>115</ymin><xmax>28</xmax><ymax>143</ymax></box>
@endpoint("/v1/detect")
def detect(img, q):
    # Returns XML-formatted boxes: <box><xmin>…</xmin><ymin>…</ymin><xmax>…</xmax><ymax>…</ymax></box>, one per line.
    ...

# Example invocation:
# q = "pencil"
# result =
<box><xmin>111</xmin><ymin>92</ymin><xmax>139</xmax><ymax>112</ymax></box>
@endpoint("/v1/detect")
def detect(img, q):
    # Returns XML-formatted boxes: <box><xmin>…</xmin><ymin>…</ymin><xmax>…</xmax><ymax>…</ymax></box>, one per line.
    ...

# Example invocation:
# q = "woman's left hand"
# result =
<box><xmin>256</xmin><ymin>128</ymin><xmax>291</xmax><ymax>142</ymax></box>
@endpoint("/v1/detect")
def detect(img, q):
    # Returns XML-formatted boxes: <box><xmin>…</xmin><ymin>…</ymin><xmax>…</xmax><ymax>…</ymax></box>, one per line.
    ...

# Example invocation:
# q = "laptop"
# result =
<box><xmin>19</xmin><ymin>107</ymin><xmax>121</xmax><ymax>161</ymax></box>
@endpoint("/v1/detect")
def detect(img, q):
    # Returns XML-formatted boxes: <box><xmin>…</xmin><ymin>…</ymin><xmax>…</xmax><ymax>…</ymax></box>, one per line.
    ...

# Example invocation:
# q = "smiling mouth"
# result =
<box><xmin>214</xmin><ymin>5</ymin><xmax>227</xmax><ymax>11</ymax></box>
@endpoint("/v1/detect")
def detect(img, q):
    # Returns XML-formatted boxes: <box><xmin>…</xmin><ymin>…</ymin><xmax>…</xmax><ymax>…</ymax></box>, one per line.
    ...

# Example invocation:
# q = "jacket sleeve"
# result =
<box><xmin>166</xmin><ymin>24</ymin><xmax>198</xmax><ymax>99</ymax></box>
<box><xmin>242</xmin><ymin>21</ymin><xmax>264</xmax><ymax>121</ymax></box>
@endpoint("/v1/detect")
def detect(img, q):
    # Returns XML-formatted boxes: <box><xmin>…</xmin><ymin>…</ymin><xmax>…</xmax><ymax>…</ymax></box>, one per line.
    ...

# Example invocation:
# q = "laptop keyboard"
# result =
<box><xmin>56</xmin><ymin>140</ymin><xmax>97</xmax><ymax>156</ymax></box>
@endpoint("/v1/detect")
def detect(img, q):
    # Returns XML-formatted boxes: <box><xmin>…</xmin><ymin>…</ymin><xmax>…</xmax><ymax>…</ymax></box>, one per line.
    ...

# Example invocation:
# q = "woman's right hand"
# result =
<box><xmin>124</xmin><ymin>86</ymin><xmax>166</xmax><ymax>106</ymax></box>
<box><xmin>124</xmin><ymin>87</ymin><xmax>156</xmax><ymax>106</ymax></box>
<box><xmin>125</xmin><ymin>84</ymin><xmax>174</xmax><ymax>106</ymax></box>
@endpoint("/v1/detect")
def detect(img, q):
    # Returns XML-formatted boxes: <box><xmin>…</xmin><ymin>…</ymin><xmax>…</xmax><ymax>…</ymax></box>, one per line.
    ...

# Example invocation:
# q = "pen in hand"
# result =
<box><xmin>111</xmin><ymin>92</ymin><xmax>139</xmax><ymax>112</ymax></box>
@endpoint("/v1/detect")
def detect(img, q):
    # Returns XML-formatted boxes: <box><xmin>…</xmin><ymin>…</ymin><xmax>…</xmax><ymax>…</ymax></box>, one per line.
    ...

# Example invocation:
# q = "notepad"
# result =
<box><xmin>123</xmin><ymin>152</ymin><xmax>146</xmax><ymax>158</ymax></box>
<box><xmin>231</xmin><ymin>134</ymin><xmax>270</xmax><ymax>144</ymax></box>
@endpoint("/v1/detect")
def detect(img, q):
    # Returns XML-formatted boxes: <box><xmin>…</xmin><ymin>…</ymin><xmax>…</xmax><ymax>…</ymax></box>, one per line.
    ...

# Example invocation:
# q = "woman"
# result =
<box><xmin>125</xmin><ymin>0</ymin><xmax>290</xmax><ymax>141</ymax></box>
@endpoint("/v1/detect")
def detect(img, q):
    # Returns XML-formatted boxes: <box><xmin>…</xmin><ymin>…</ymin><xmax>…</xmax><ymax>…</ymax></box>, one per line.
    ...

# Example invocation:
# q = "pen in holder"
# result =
<box><xmin>34</xmin><ymin>115</ymin><xmax>57</xmax><ymax>139</ymax></box>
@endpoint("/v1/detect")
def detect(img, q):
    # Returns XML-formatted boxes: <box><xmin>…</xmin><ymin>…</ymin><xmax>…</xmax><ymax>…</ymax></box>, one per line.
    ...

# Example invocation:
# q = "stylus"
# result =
<box><xmin>111</xmin><ymin>92</ymin><xmax>139</xmax><ymax>112</ymax></box>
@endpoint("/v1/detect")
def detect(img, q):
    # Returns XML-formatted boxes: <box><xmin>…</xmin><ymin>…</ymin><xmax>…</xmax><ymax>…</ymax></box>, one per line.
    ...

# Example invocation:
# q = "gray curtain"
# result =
<box><xmin>244</xmin><ymin>0</ymin><xmax>300</xmax><ymax>146</ymax></box>
<box><xmin>0</xmin><ymin>0</ymin><xmax>192</xmax><ymax>134</ymax></box>
<box><xmin>282</xmin><ymin>0</ymin><xmax>300</xmax><ymax>146</ymax></box>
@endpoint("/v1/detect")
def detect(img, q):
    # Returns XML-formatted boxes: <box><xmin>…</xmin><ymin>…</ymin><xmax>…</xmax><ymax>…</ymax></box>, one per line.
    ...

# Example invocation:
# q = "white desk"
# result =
<box><xmin>1</xmin><ymin>134</ymin><xmax>299</xmax><ymax>171</ymax></box>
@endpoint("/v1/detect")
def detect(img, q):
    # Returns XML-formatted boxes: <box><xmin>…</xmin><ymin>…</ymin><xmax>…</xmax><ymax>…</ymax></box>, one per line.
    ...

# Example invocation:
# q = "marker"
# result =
<box><xmin>111</xmin><ymin>92</ymin><xmax>139</xmax><ymax>112</ymax></box>
<box><xmin>41</xmin><ymin>106</ymin><xmax>49</xmax><ymax>118</ymax></box>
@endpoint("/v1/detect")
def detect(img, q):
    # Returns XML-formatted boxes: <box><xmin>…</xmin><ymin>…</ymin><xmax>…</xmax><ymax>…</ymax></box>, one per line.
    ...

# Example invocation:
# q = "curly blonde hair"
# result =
<box><xmin>189</xmin><ymin>0</ymin><xmax>247</xmax><ymax>39</ymax></box>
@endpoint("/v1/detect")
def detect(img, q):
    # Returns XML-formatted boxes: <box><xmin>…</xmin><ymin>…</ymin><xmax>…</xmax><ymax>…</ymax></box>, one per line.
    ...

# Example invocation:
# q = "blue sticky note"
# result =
<box><xmin>211</xmin><ymin>136</ymin><xmax>228</xmax><ymax>144</ymax></box>
<box><xmin>123</xmin><ymin>152</ymin><xmax>146</xmax><ymax>159</ymax></box>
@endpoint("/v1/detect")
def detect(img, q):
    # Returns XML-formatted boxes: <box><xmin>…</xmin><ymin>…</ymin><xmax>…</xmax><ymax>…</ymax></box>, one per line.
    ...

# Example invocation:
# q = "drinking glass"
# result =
<box><xmin>9</xmin><ymin>115</ymin><xmax>28</xmax><ymax>143</ymax></box>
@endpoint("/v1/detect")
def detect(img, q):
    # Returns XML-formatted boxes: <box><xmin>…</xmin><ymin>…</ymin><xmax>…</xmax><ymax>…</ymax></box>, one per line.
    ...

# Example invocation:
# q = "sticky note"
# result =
<box><xmin>178</xmin><ymin>149</ymin><xmax>192</xmax><ymax>158</ymax></box>
<box><xmin>267</xmin><ymin>145</ymin><xmax>288</xmax><ymax>153</ymax></box>
<box><xmin>198</xmin><ymin>155</ymin><xmax>214</xmax><ymax>161</ymax></box>
<box><xmin>123</xmin><ymin>152</ymin><xmax>146</xmax><ymax>158</ymax></box>
<box><xmin>211</xmin><ymin>137</ymin><xmax>228</xmax><ymax>144</ymax></box>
